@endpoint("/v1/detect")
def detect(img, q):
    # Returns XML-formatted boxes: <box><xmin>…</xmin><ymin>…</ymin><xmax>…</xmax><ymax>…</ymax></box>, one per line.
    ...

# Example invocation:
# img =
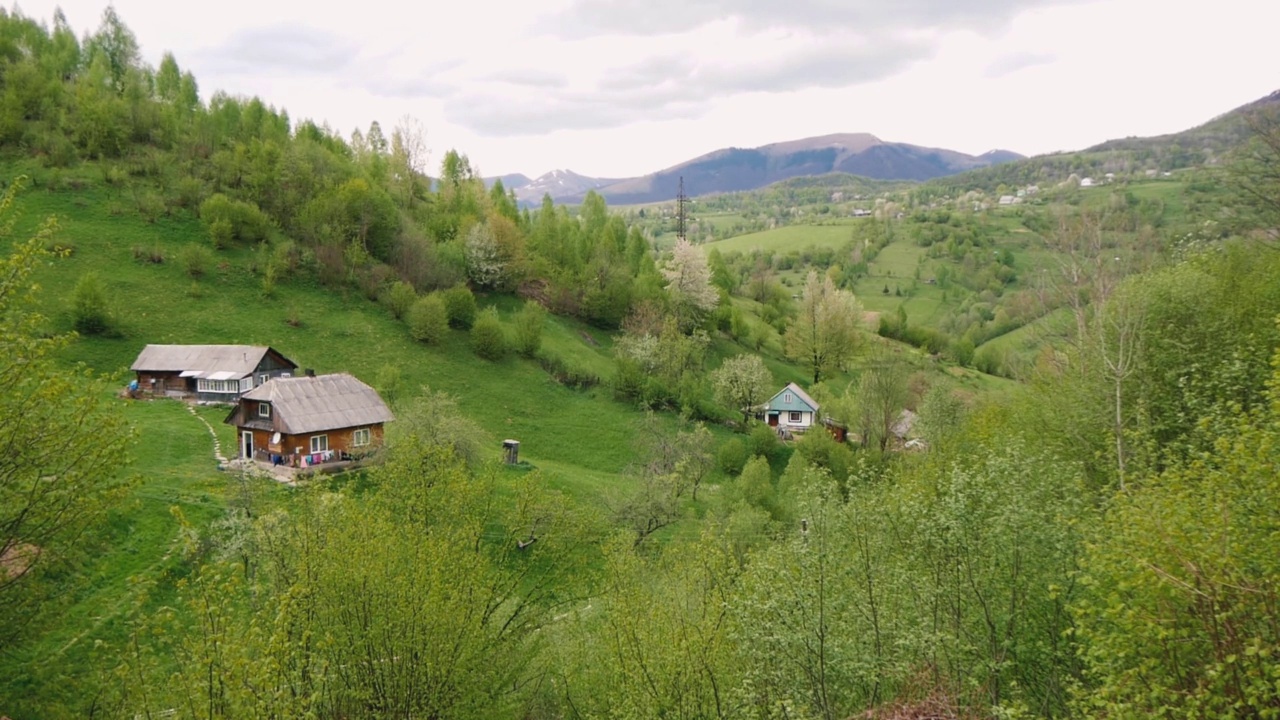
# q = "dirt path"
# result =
<box><xmin>186</xmin><ymin>404</ymin><xmax>229</xmax><ymax>465</ymax></box>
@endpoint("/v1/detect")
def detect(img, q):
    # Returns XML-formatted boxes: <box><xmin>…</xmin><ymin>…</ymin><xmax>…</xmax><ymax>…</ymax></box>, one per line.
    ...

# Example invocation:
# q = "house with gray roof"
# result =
<box><xmin>224</xmin><ymin>372</ymin><xmax>394</xmax><ymax>466</ymax></box>
<box><xmin>763</xmin><ymin>382</ymin><xmax>820</xmax><ymax>434</ymax></box>
<box><xmin>130</xmin><ymin>344</ymin><xmax>297</xmax><ymax>402</ymax></box>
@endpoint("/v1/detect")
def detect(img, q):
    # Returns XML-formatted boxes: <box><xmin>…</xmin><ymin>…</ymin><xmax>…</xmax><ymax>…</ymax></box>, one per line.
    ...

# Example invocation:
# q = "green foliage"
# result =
<box><xmin>382</xmin><ymin>280</ymin><xmax>417</xmax><ymax>321</ymax></box>
<box><xmin>717</xmin><ymin>437</ymin><xmax>749</xmax><ymax>475</ymax></box>
<box><xmin>513</xmin><ymin>300</ymin><xmax>545</xmax><ymax>358</ymax></box>
<box><xmin>441</xmin><ymin>284</ymin><xmax>478</xmax><ymax>329</ymax></box>
<box><xmin>1074</xmin><ymin>357</ymin><xmax>1280</xmax><ymax>716</ymax></box>
<box><xmin>176</xmin><ymin>243</ymin><xmax>213</xmax><ymax>278</ymax></box>
<box><xmin>70</xmin><ymin>270</ymin><xmax>112</xmax><ymax>335</ymax></box>
<box><xmin>711</xmin><ymin>353</ymin><xmax>774</xmax><ymax>424</ymax></box>
<box><xmin>406</xmin><ymin>294</ymin><xmax>448</xmax><ymax>344</ymax></box>
<box><xmin>748</xmin><ymin>421</ymin><xmax>781</xmax><ymax>461</ymax></box>
<box><xmin>470</xmin><ymin>307</ymin><xmax>508</xmax><ymax>361</ymax></box>
<box><xmin>198</xmin><ymin>192</ymin><xmax>272</xmax><ymax>247</ymax></box>
<box><xmin>0</xmin><ymin>186</ymin><xmax>134</xmax><ymax>648</ymax></box>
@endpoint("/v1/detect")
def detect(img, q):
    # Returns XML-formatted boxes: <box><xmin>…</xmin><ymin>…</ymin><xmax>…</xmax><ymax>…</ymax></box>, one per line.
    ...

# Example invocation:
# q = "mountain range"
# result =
<box><xmin>487</xmin><ymin>133</ymin><xmax>1024</xmax><ymax>206</ymax></box>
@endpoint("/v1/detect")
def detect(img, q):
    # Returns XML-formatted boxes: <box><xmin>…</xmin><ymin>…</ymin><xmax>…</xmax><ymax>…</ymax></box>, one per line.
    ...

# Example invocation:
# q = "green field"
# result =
<box><xmin>702</xmin><ymin>223</ymin><xmax>859</xmax><ymax>254</ymax></box>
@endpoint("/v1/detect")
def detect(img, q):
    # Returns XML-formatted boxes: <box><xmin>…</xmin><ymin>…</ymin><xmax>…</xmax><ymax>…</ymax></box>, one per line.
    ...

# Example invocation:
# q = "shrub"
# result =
<box><xmin>471</xmin><ymin>307</ymin><xmax>508</xmax><ymax>361</ymax></box>
<box><xmin>536</xmin><ymin>350</ymin><xmax>601</xmax><ymax>389</ymax></box>
<box><xmin>199</xmin><ymin>193</ymin><xmax>272</xmax><ymax>246</ymax></box>
<box><xmin>71</xmin><ymin>272</ymin><xmax>111</xmax><ymax>336</ymax></box>
<box><xmin>748</xmin><ymin>421</ymin><xmax>781</xmax><ymax>460</ymax></box>
<box><xmin>717</xmin><ymin>438</ymin><xmax>749</xmax><ymax>475</ymax></box>
<box><xmin>407</xmin><ymin>294</ymin><xmax>448</xmax><ymax>344</ymax></box>
<box><xmin>382</xmin><ymin>281</ymin><xmax>417</xmax><ymax>321</ymax></box>
<box><xmin>442</xmin><ymin>285</ymin><xmax>477</xmax><ymax>329</ymax></box>
<box><xmin>513</xmin><ymin>301</ymin><xmax>546</xmax><ymax>358</ymax></box>
<box><xmin>178</xmin><ymin>244</ymin><xmax>214</xmax><ymax>278</ymax></box>
<box><xmin>132</xmin><ymin>244</ymin><xmax>165</xmax><ymax>264</ymax></box>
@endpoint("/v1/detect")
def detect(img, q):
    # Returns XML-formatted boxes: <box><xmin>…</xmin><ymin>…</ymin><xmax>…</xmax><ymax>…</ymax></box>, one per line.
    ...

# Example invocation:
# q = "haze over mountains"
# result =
<box><xmin>488</xmin><ymin>133</ymin><xmax>1025</xmax><ymax>205</ymax></box>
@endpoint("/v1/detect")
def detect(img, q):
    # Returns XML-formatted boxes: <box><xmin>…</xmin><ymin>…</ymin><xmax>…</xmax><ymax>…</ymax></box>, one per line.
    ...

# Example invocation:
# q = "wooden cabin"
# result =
<box><xmin>130</xmin><ymin>344</ymin><xmax>297</xmax><ymax>402</ymax></box>
<box><xmin>224</xmin><ymin>372</ymin><xmax>394</xmax><ymax>467</ymax></box>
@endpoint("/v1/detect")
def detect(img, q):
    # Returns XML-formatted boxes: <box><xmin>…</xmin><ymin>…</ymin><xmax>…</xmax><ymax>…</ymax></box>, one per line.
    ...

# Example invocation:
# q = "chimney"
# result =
<box><xmin>305</xmin><ymin>368</ymin><xmax>315</xmax><ymax>377</ymax></box>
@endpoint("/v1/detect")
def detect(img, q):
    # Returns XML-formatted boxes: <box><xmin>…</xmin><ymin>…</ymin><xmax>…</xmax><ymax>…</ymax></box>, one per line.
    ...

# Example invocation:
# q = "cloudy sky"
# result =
<box><xmin>22</xmin><ymin>0</ymin><xmax>1280</xmax><ymax>179</ymax></box>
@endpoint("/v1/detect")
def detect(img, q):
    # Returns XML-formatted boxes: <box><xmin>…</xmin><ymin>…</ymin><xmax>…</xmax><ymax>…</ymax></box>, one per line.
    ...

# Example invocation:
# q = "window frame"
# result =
<box><xmin>352</xmin><ymin>428</ymin><xmax>371</xmax><ymax>447</ymax></box>
<box><xmin>258</xmin><ymin>402</ymin><xmax>271</xmax><ymax>418</ymax></box>
<box><xmin>197</xmin><ymin>378</ymin><xmax>239</xmax><ymax>394</ymax></box>
<box><xmin>789</xmin><ymin>411</ymin><xmax>803</xmax><ymax>423</ymax></box>
<box><xmin>310</xmin><ymin>435</ymin><xmax>328</xmax><ymax>453</ymax></box>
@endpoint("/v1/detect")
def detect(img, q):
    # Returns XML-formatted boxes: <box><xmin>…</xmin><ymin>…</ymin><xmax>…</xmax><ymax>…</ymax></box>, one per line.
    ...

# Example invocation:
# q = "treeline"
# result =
<box><xmin>0</xmin><ymin>7</ymin><xmax>664</xmax><ymax>330</ymax></box>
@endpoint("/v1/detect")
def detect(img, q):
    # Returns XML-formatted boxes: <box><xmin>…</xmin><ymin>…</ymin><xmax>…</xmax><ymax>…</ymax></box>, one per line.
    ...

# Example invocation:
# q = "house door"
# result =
<box><xmin>242</xmin><ymin>431</ymin><xmax>254</xmax><ymax>459</ymax></box>
<box><xmin>768</xmin><ymin>412</ymin><xmax>779</xmax><ymax>427</ymax></box>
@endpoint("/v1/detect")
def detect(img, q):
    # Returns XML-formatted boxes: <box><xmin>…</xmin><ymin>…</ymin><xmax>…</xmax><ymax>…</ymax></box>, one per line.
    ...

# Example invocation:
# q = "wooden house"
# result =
<box><xmin>224</xmin><ymin>372</ymin><xmax>394</xmax><ymax>467</ymax></box>
<box><xmin>763</xmin><ymin>382</ymin><xmax>820</xmax><ymax>433</ymax></box>
<box><xmin>130</xmin><ymin>345</ymin><xmax>297</xmax><ymax>402</ymax></box>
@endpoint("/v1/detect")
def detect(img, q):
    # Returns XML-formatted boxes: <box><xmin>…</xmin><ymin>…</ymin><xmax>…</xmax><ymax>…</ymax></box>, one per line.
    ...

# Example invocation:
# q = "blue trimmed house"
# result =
<box><xmin>763</xmin><ymin>382</ymin><xmax>820</xmax><ymax>433</ymax></box>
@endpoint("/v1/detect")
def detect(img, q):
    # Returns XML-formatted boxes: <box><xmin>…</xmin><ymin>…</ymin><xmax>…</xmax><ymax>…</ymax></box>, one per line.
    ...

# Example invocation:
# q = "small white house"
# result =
<box><xmin>1080</xmin><ymin>177</ymin><xmax>1095</xmax><ymax>188</ymax></box>
<box><xmin>764</xmin><ymin>382</ymin><xmax>820</xmax><ymax>432</ymax></box>
<box><xmin>998</xmin><ymin>195</ymin><xmax>1016</xmax><ymax>205</ymax></box>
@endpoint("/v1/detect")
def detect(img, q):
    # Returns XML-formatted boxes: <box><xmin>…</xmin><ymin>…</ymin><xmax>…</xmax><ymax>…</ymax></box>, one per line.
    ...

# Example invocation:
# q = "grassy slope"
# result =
<box><xmin>0</xmin><ymin>161</ymin><xmax>1021</xmax><ymax>714</ymax></box>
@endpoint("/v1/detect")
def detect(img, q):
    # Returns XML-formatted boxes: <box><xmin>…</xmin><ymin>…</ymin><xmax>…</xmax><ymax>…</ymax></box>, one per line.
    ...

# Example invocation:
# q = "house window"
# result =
<box><xmin>789</xmin><ymin>411</ymin><xmax>802</xmax><ymax>423</ymax></box>
<box><xmin>310</xmin><ymin>435</ymin><xmax>328</xmax><ymax>453</ymax></box>
<box><xmin>258</xmin><ymin>403</ymin><xmax>271</xmax><ymax>418</ymax></box>
<box><xmin>352</xmin><ymin>428</ymin><xmax>371</xmax><ymax>447</ymax></box>
<box><xmin>196</xmin><ymin>378</ymin><xmax>238</xmax><ymax>394</ymax></box>
<box><xmin>784</xmin><ymin>393</ymin><xmax>793</xmax><ymax>403</ymax></box>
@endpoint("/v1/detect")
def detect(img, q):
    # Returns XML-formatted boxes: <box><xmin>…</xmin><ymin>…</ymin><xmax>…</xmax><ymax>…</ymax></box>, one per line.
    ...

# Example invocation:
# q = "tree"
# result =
<box><xmin>513</xmin><ymin>301</ymin><xmax>545</xmax><ymax>358</ymax></box>
<box><xmin>1</xmin><ymin>183</ymin><xmax>132</xmax><ymax>643</ymax></box>
<box><xmin>785</xmin><ymin>270</ymin><xmax>862</xmax><ymax>384</ymax></box>
<box><xmin>1226</xmin><ymin>106</ymin><xmax>1280</xmax><ymax>244</ymax></box>
<box><xmin>471</xmin><ymin>307</ymin><xmax>508</xmax><ymax>361</ymax></box>
<box><xmin>441</xmin><ymin>284</ymin><xmax>477</xmax><ymax>329</ymax></box>
<box><xmin>70</xmin><ymin>271</ymin><xmax>111</xmax><ymax>335</ymax></box>
<box><xmin>711</xmin><ymin>354</ymin><xmax>773</xmax><ymax>424</ymax></box>
<box><xmin>855</xmin><ymin>354</ymin><xmax>911</xmax><ymax>452</ymax></box>
<box><xmin>407</xmin><ymin>294</ymin><xmax>448</xmax><ymax>344</ymax></box>
<box><xmin>661</xmin><ymin>238</ymin><xmax>719</xmax><ymax>329</ymax></box>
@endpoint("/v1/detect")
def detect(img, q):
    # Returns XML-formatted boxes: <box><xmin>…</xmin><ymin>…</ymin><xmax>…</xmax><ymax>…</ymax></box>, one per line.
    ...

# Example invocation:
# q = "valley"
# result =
<box><xmin>2</xmin><ymin>5</ymin><xmax>1280</xmax><ymax>719</ymax></box>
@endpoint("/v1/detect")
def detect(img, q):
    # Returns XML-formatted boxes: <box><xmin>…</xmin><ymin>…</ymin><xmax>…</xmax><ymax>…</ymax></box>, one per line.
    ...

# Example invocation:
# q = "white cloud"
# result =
<box><xmin>15</xmin><ymin>0</ymin><xmax>1280</xmax><ymax>178</ymax></box>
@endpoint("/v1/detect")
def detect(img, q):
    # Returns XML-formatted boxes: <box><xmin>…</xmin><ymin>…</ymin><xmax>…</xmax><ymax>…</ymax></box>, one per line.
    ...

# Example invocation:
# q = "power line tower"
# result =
<box><xmin>675</xmin><ymin>175</ymin><xmax>688</xmax><ymax>243</ymax></box>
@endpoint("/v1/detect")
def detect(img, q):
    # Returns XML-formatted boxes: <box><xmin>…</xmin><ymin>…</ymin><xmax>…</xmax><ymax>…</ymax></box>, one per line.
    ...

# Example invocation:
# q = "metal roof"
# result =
<box><xmin>240</xmin><ymin>373</ymin><xmax>394</xmax><ymax>435</ymax></box>
<box><xmin>130</xmin><ymin>345</ymin><xmax>295</xmax><ymax>378</ymax></box>
<box><xmin>765</xmin><ymin>382</ymin><xmax>820</xmax><ymax>413</ymax></box>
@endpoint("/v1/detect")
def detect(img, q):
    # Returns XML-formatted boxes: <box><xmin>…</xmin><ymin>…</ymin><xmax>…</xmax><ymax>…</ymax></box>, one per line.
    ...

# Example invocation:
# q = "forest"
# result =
<box><xmin>3</xmin><ymin>6</ymin><xmax>1280</xmax><ymax>719</ymax></box>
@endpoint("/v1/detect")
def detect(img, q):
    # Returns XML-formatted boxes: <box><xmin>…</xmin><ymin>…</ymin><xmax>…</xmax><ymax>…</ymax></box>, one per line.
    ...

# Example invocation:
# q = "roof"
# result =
<box><xmin>766</xmin><ymin>382</ymin><xmax>819</xmax><ymax>413</ymax></box>
<box><xmin>130</xmin><ymin>345</ymin><xmax>295</xmax><ymax>378</ymax></box>
<box><xmin>239</xmin><ymin>373</ymin><xmax>394</xmax><ymax>435</ymax></box>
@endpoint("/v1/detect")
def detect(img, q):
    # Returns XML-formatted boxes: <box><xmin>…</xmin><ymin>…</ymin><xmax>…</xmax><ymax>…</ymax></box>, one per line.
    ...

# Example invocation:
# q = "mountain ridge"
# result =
<box><xmin>486</xmin><ymin>134</ymin><xmax>1025</xmax><ymax>205</ymax></box>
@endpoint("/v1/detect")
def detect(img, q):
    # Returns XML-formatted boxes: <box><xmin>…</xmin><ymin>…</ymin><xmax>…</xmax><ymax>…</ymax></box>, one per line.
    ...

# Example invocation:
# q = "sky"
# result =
<box><xmin>18</xmin><ymin>0</ymin><xmax>1280</xmax><ymax>179</ymax></box>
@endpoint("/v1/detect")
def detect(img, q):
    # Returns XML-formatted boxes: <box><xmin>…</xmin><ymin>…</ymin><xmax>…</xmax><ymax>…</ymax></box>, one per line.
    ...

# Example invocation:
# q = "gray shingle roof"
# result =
<box><xmin>241</xmin><ymin>373</ymin><xmax>394</xmax><ymax>435</ymax></box>
<box><xmin>130</xmin><ymin>345</ymin><xmax>294</xmax><ymax>377</ymax></box>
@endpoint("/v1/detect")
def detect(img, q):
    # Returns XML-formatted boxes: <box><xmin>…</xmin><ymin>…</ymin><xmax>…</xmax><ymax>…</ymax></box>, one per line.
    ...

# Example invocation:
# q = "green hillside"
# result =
<box><xmin>6</xmin><ymin>6</ymin><xmax>1280</xmax><ymax>720</ymax></box>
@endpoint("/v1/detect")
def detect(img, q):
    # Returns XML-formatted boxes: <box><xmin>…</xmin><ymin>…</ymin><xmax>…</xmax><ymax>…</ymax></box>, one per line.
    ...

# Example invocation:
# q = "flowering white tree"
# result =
<box><xmin>661</xmin><ymin>238</ymin><xmax>719</xmax><ymax>329</ymax></box>
<box><xmin>464</xmin><ymin>222</ymin><xmax>506</xmax><ymax>289</ymax></box>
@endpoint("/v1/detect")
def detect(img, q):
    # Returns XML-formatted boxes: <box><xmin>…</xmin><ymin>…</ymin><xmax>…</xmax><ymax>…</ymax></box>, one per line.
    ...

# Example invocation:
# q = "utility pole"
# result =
<box><xmin>676</xmin><ymin>175</ymin><xmax>688</xmax><ymax>243</ymax></box>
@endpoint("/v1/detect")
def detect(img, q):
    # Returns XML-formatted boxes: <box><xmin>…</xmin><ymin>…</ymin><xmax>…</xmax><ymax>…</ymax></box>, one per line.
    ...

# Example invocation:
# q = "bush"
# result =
<box><xmin>536</xmin><ymin>350</ymin><xmax>600</xmax><ymax>389</ymax></box>
<box><xmin>471</xmin><ymin>307</ymin><xmax>508</xmax><ymax>361</ymax></box>
<box><xmin>382</xmin><ymin>281</ymin><xmax>417</xmax><ymax>321</ymax></box>
<box><xmin>717</xmin><ymin>438</ymin><xmax>749</xmax><ymax>475</ymax></box>
<box><xmin>513</xmin><ymin>301</ymin><xmax>546</xmax><ymax>358</ymax></box>
<box><xmin>407</xmin><ymin>294</ymin><xmax>448</xmax><ymax>344</ymax></box>
<box><xmin>199</xmin><ymin>193</ymin><xmax>272</xmax><ymax>246</ymax></box>
<box><xmin>178</xmin><ymin>244</ymin><xmax>214</xmax><ymax>278</ymax></box>
<box><xmin>132</xmin><ymin>244</ymin><xmax>165</xmax><ymax>264</ymax></box>
<box><xmin>71</xmin><ymin>272</ymin><xmax>111</xmax><ymax>336</ymax></box>
<box><xmin>442</xmin><ymin>285</ymin><xmax>477</xmax><ymax>329</ymax></box>
<box><xmin>748</xmin><ymin>422</ymin><xmax>781</xmax><ymax>460</ymax></box>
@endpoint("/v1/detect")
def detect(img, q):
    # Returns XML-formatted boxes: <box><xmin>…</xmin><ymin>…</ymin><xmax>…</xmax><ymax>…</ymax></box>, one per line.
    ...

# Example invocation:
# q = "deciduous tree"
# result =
<box><xmin>785</xmin><ymin>270</ymin><xmax>862</xmax><ymax>384</ymax></box>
